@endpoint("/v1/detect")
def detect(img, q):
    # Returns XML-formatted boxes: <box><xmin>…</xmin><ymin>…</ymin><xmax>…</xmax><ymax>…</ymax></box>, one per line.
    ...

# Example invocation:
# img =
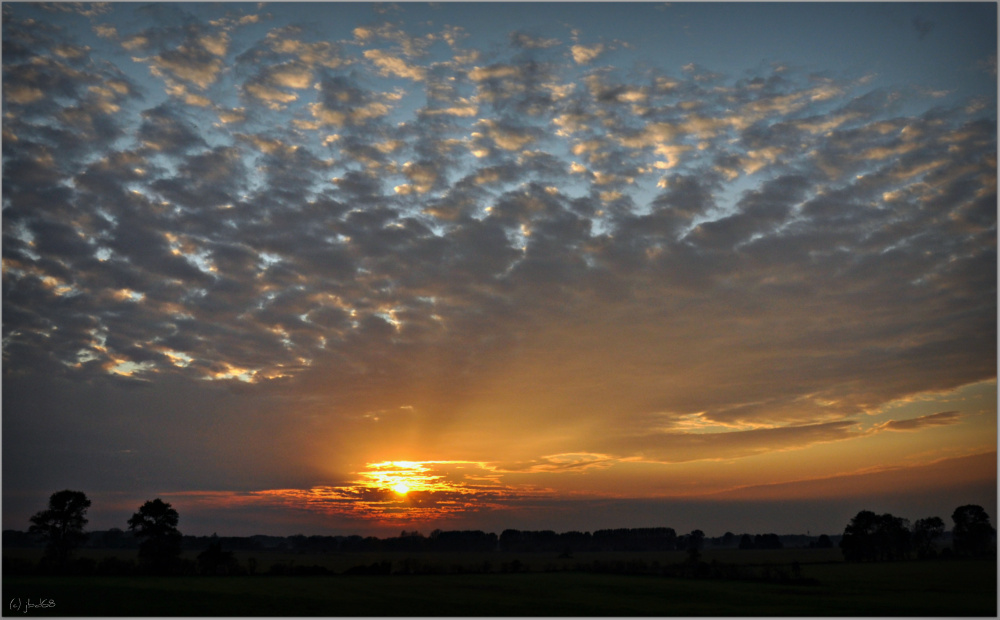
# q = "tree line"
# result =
<box><xmin>839</xmin><ymin>506</ymin><xmax>995</xmax><ymax>562</ymax></box>
<box><xmin>11</xmin><ymin>489</ymin><xmax>996</xmax><ymax>577</ymax></box>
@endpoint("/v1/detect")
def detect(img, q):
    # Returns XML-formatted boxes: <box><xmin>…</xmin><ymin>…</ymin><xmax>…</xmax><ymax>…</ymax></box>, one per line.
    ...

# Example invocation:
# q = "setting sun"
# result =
<box><xmin>359</xmin><ymin>461</ymin><xmax>444</xmax><ymax>499</ymax></box>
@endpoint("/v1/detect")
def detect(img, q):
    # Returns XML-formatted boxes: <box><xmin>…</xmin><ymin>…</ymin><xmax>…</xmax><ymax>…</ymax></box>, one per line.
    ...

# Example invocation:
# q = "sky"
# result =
<box><xmin>2</xmin><ymin>1</ymin><xmax>997</xmax><ymax>538</ymax></box>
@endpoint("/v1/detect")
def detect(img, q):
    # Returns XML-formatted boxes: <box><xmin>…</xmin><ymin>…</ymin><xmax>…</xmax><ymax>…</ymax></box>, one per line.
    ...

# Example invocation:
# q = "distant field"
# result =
<box><xmin>4</xmin><ymin>548</ymin><xmax>995</xmax><ymax>616</ymax></box>
<box><xmin>229</xmin><ymin>546</ymin><xmax>848</xmax><ymax>573</ymax></box>
<box><xmin>3</xmin><ymin>546</ymin><xmax>847</xmax><ymax>573</ymax></box>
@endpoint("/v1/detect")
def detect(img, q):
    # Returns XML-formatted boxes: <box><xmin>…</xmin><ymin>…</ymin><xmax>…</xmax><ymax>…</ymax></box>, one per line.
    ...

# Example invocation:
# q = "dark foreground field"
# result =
<box><xmin>4</xmin><ymin>551</ymin><xmax>996</xmax><ymax>616</ymax></box>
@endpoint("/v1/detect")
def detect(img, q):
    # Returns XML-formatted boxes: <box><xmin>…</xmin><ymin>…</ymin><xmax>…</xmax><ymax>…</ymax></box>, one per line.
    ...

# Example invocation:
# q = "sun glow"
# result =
<box><xmin>362</xmin><ymin>461</ymin><xmax>437</xmax><ymax>495</ymax></box>
<box><xmin>245</xmin><ymin>460</ymin><xmax>554</xmax><ymax>525</ymax></box>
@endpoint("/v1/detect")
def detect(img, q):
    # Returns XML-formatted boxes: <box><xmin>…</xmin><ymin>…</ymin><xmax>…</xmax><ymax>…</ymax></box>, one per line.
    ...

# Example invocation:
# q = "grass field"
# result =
<box><xmin>3</xmin><ymin>549</ymin><xmax>995</xmax><ymax>616</ymax></box>
<box><xmin>3</xmin><ymin>546</ymin><xmax>846</xmax><ymax>573</ymax></box>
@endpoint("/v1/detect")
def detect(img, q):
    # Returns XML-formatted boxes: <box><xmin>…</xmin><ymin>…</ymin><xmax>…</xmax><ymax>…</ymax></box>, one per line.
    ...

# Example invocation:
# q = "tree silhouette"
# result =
<box><xmin>840</xmin><ymin>510</ymin><xmax>879</xmax><ymax>562</ymax></box>
<box><xmin>912</xmin><ymin>516</ymin><xmax>945</xmax><ymax>559</ymax></box>
<box><xmin>952</xmin><ymin>505</ymin><xmax>995</xmax><ymax>557</ymax></box>
<box><xmin>840</xmin><ymin>510</ymin><xmax>911</xmax><ymax>562</ymax></box>
<box><xmin>128</xmin><ymin>499</ymin><xmax>182</xmax><ymax>573</ymax></box>
<box><xmin>685</xmin><ymin>529</ymin><xmax>705</xmax><ymax>562</ymax></box>
<box><xmin>754</xmin><ymin>533</ymin><xmax>783</xmax><ymax>549</ymax></box>
<box><xmin>197</xmin><ymin>540</ymin><xmax>240</xmax><ymax>575</ymax></box>
<box><xmin>28</xmin><ymin>490</ymin><xmax>91</xmax><ymax>568</ymax></box>
<box><xmin>874</xmin><ymin>514</ymin><xmax>911</xmax><ymax>560</ymax></box>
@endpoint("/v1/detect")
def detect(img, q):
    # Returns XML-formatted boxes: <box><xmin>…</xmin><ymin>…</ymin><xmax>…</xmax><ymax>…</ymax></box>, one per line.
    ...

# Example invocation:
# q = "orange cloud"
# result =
<box><xmin>707</xmin><ymin>451</ymin><xmax>996</xmax><ymax>501</ymax></box>
<box><xmin>875</xmin><ymin>410</ymin><xmax>963</xmax><ymax>432</ymax></box>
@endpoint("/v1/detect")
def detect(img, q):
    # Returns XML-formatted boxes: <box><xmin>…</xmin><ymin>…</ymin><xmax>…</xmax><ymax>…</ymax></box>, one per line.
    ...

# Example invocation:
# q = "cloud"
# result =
<box><xmin>2</xmin><ymin>3</ymin><xmax>995</xmax><ymax>535</ymax></box>
<box><xmin>876</xmin><ymin>410</ymin><xmax>963</xmax><ymax>432</ymax></box>
<box><xmin>364</xmin><ymin>49</ymin><xmax>427</xmax><ymax>81</ymax></box>
<box><xmin>396</xmin><ymin>161</ymin><xmax>442</xmax><ymax>194</ymax></box>
<box><xmin>136</xmin><ymin>29</ymin><xmax>229</xmax><ymax>90</ymax></box>
<box><xmin>599</xmin><ymin>421</ymin><xmax>864</xmax><ymax>464</ymax></box>
<box><xmin>468</xmin><ymin>63</ymin><xmax>522</xmax><ymax>82</ymax></box>
<box><xmin>473</xmin><ymin>118</ymin><xmax>539</xmax><ymax>152</ymax></box>
<box><xmin>137</xmin><ymin>105</ymin><xmax>208</xmax><ymax>154</ymax></box>
<box><xmin>352</xmin><ymin>21</ymin><xmax>435</xmax><ymax>57</ymax></box>
<box><xmin>571</xmin><ymin>43</ymin><xmax>605</xmax><ymax>65</ymax></box>
<box><xmin>494</xmin><ymin>453</ymin><xmax>622</xmax><ymax>473</ymax></box>
<box><xmin>467</xmin><ymin>57</ymin><xmax>565</xmax><ymax>115</ymax></box>
<box><xmin>306</xmin><ymin>75</ymin><xmax>397</xmax><ymax>127</ymax></box>
<box><xmin>510</xmin><ymin>31</ymin><xmax>560</xmax><ymax>50</ymax></box>
<box><xmin>160</xmin><ymin>460</ymin><xmax>555</xmax><ymax>526</ymax></box>
<box><xmin>421</xmin><ymin>97</ymin><xmax>478</xmax><ymax>118</ymax></box>
<box><xmin>710</xmin><ymin>451</ymin><xmax>996</xmax><ymax>501</ymax></box>
<box><xmin>686</xmin><ymin>174</ymin><xmax>809</xmax><ymax>249</ymax></box>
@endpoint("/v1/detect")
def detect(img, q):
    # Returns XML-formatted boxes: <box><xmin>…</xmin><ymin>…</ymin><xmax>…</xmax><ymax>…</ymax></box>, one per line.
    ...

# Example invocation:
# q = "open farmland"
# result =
<box><xmin>3</xmin><ymin>548</ymin><xmax>995</xmax><ymax>616</ymax></box>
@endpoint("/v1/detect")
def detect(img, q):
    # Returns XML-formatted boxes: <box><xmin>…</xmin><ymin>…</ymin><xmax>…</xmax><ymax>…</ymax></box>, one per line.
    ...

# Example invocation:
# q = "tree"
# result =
<box><xmin>685</xmin><ymin>529</ymin><xmax>705</xmax><ymax>562</ymax></box>
<box><xmin>912</xmin><ymin>516</ymin><xmax>945</xmax><ymax>559</ymax></box>
<box><xmin>754</xmin><ymin>533</ymin><xmax>783</xmax><ymax>549</ymax></box>
<box><xmin>128</xmin><ymin>499</ymin><xmax>182</xmax><ymax>573</ymax></box>
<box><xmin>197</xmin><ymin>541</ymin><xmax>240</xmax><ymax>575</ymax></box>
<box><xmin>840</xmin><ymin>510</ymin><xmax>911</xmax><ymax>562</ymax></box>
<box><xmin>28</xmin><ymin>490</ymin><xmax>91</xmax><ymax>568</ymax></box>
<box><xmin>840</xmin><ymin>510</ymin><xmax>879</xmax><ymax>562</ymax></box>
<box><xmin>873</xmin><ymin>513</ymin><xmax>911</xmax><ymax>561</ymax></box>
<box><xmin>952</xmin><ymin>505</ymin><xmax>995</xmax><ymax>557</ymax></box>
